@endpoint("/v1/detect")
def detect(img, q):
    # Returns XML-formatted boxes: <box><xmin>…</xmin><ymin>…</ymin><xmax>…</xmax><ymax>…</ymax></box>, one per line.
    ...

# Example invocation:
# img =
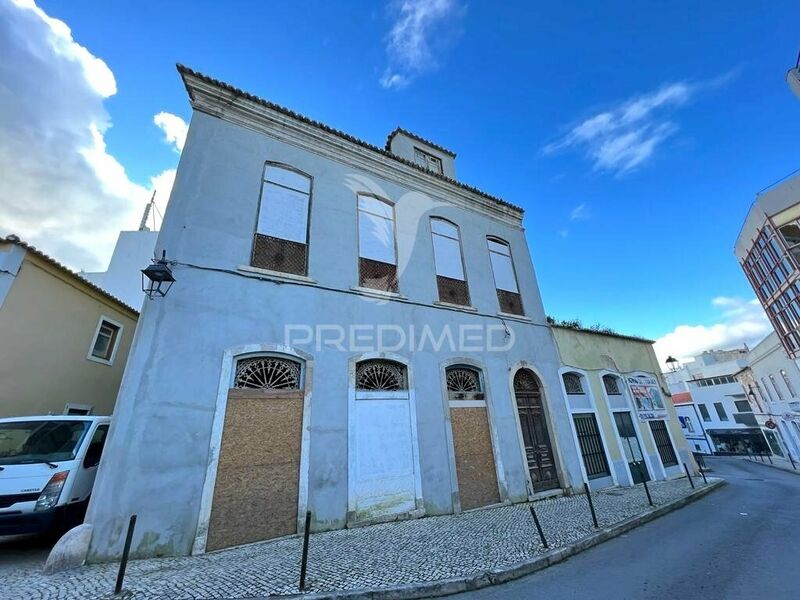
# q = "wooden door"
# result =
<box><xmin>514</xmin><ymin>369</ymin><xmax>559</xmax><ymax>492</ymax></box>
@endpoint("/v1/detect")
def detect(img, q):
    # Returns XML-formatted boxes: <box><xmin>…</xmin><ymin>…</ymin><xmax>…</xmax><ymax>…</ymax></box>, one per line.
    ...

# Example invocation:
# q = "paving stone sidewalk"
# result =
<box><xmin>4</xmin><ymin>477</ymin><xmax>718</xmax><ymax>600</ymax></box>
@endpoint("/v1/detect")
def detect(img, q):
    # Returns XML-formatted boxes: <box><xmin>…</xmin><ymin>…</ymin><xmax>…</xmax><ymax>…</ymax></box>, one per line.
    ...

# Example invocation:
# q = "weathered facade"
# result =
<box><xmin>0</xmin><ymin>236</ymin><xmax>138</xmax><ymax>418</ymax></box>
<box><xmin>551</xmin><ymin>326</ymin><xmax>692</xmax><ymax>488</ymax></box>
<box><xmin>85</xmin><ymin>66</ymin><xmax>591</xmax><ymax>560</ymax></box>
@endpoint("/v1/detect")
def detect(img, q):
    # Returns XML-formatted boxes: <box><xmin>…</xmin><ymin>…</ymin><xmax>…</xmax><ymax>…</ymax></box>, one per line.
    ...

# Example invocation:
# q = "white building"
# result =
<box><xmin>666</xmin><ymin>349</ymin><xmax>769</xmax><ymax>454</ymax></box>
<box><xmin>83</xmin><ymin>226</ymin><xmax>158</xmax><ymax>310</ymax></box>
<box><xmin>735</xmin><ymin>331</ymin><xmax>800</xmax><ymax>459</ymax></box>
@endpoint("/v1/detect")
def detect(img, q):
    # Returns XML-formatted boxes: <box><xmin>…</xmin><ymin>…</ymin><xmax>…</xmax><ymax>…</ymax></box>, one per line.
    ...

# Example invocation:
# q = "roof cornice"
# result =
<box><xmin>177</xmin><ymin>65</ymin><xmax>523</xmax><ymax>227</ymax></box>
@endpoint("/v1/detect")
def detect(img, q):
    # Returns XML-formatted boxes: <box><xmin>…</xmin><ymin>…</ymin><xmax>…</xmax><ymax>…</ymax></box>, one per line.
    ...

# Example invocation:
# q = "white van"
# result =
<box><xmin>0</xmin><ymin>416</ymin><xmax>110</xmax><ymax>537</ymax></box>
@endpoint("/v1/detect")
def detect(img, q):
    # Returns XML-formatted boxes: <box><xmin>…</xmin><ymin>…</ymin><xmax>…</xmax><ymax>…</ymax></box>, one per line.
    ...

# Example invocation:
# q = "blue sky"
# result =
<box><xmin>2</xmin><ymin>0</ymin><xmax>799</xmax><ymax>363</ymax></box>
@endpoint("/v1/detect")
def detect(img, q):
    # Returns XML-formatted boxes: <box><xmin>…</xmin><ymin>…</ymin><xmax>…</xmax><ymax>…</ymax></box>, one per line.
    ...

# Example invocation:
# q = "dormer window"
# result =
<box><xmin>414</xmin><ymin>147</ymin><xmax>443</xmax><ymax>174</ymax></box>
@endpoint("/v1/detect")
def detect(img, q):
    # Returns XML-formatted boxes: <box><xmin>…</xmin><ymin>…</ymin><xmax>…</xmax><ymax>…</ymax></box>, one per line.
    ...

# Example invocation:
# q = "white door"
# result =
<box><xmin>350</xmin><ymin>360</ymin><xmax>418</xmax><ymax>522</ymax></box>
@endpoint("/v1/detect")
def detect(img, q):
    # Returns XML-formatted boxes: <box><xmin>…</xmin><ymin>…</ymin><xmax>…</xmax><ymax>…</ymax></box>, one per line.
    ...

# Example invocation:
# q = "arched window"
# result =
<box><xmin>487</xmin><ymin>237</ymin><xmax>523</xmax><ymax>315</ymax></box>
<box><xmin>514</xmin><ymin>369</ymin><xmax>541</xmax><ymax>393</ymax></box>
<box><xmin>781</xmin><ymin>369</ymin><xmax>797</xmax><ymax>397</ymax></box>
<box><xmin>431</xmin><ymin>218</ymin><xmax>469</xmax><ymax>306</ymax></box>
<box><xmin>358</xmin><ymin>194</ymin><xmax>398</xmax><ymax>292</ymax></box>
<box><xmin>234</xmin><ymin>356</ymin><xmax>302</xmax><ymax>390</ymax></box>
<box><xmin>356</xmin><ymin>359</ymin><xmax>407</xmax><ymax>391</ymax></box>
<box><xmin>252</xmin><ymin>163</ymin><xmax>312</xmax><ymax>276</ymax></box>
<box><xmin>446</xmin><ymin>365</ymin><xmax>484</xmax><ymax>399</ymax></box>
<box><xmin>602</xmin><ymin>375</ymin><xmax>621</xmax><ymax>395</ymax></box>
<box><xmin>562</xmin><ymin>372</ymin><xmax>584</xmax><ymax>395</ymax></box>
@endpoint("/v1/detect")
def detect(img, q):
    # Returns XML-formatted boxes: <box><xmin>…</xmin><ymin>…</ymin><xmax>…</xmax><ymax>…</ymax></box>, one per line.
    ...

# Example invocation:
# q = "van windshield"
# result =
<box><xmin>0</xmin><ymin>420</ymin><xmax>91</xmax><ymax>465</ymax></box>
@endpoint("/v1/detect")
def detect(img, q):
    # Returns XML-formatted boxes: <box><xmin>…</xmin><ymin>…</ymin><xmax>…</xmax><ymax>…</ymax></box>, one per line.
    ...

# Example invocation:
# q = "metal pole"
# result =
<box><xmin>299</xmin><ymin>511</ymin><xmax>312</xmax><ymax>591</ymax></box>
<box><xmin>767</xmin><ymin>453</ymin><xmax>773</xmax><ymax>464</ymax></box>
<box><xmin>583</xmin><ymin>482</ymin><xmax>598</xmax><ymax>528</ymax></box>
<box><xmin>683</xmin><ymin>463</ymin><xmax>695</xmax><ymax>489</ymax></box>
<box><xmin>529</xmin><ymin>505</ymin><xmax>549</xmax><ymax>549</ymax></box>
<box><xmin>699</xmin><ymin>466</ymin><xmax>708</xmax><ymax>485</ymax></box>
<box><xmin>789</xmin><ymin>454</ymin><xmax>797</xmax><ymax>470</ymax></box>
<box><xmin>636</xmin><ymin>461</ymin><xmax>653</xmax><ymax>506</ymax></box>
<box><xmin>114</xmin><ymin>515</ymin><xmax>137</xmax><ymax>595</ymax></box>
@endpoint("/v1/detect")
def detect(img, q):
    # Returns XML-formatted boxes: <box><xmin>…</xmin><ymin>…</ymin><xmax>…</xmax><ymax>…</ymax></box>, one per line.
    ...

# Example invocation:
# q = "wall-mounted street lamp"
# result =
<box><xmin>665</xmin><ymin>356</ymin><xmax>680</xmax><ymax>372</ymax></box>
<box><xmin>141</xmin><ymin>250</ymin><xmax>175</xmax><ymax>299</ymax></box>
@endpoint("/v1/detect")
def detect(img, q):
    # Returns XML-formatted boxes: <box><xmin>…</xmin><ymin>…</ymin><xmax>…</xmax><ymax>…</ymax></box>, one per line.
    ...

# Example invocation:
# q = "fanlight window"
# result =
<box><xmin>446</xmin><ymin>366</ymin><xmax>484</xmax><ymax>399</ymax></box>
<box><xmin>562</xmin><ymin>372</ymin><xmax>584</xmax><ymax>395</ymax></box>
<box><xmin>234</xmin><ymin>356</ymin><xmax>302</xmax><ymax>390</ymax></box>
<box><xmin>513</xmin><ymin>369</ymin><xmax>541</xmax><ymax>392</ymax></box>
<box><xmin>356</xmin><ymin>360</ymin><xmax>407</xmax><ymax>391</ymax></box>
<box><xmin>603</xmin><ymin>375</ymin><xmax>621</xmax><ymax>395</ymax></box>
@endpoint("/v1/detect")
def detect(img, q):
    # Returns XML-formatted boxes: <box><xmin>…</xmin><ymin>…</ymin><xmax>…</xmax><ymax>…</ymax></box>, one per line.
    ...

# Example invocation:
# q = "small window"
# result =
<box><xmin>252</xmin><ymin>163</ymin><xmax>311</xmax><ymax>276</ymax></box>
<box><xmin>431</xmin><ymin>219</ymin><xmax>469</xmax><ymax>306</ymax></box>
<box><xmin>414</xmin><ymin>147</ymin><xmax>443</xmax><ymax>174</ymax></box>
<box><xmin>89</xmin><ymin>318</ymin><xmax>121</xmax><ymax>364</ymax></box>
<box><xmin>734</xmin><ymin>400</ymin><xmax>753</xmax><ymax>413</ymax></box>
<box><xmin>781</xmin><ymin>369</ymin><xmax>797</xmax><ymax>397</ymax></box>
<box><xmin>779</xmin><ymin>223</ymin><xmax>800</xmax><ymax>248</ymax></box>
<box><xmin>358</xmin><ymin>195</ymin><xmax>398</xmax><ymax>292</ymax></box>
<box><xmin>714</xmin><ymin>402</ymin><xmax>728</xmax><ymax>421</ymax></box>
<box><xmin>602</xmin><ymin>375</ymin><xmax>621</xmax><ymax>395</ymax></box>
<box><xmin>83</xmin><ymin>425</ymin><xmax>108</xmax><ymax>469</ymax></box>
<box><xmin>446</xmin><ymin>366</ymin><xmax>484</xmax><ymax>400</ymax></box>
<box><xmin>563</xmin><ymin>372</ymin><xmax>584</xmax><ymax>395</ymax></box>
<box><xmin>64</xmin><ymin>404</ymin><xmax>93</xmax><ymax>416</ymax></box>
<box><xmin>487</xmin><ymin>237</ymin><xmax>524</xmax><ymax>315</ymax></box>
<box><xmin>698</xmin><ymin>404</ymin><xmax>711</xmax><ymax>422</ymax></box>
<box><xmin>769</xmin><ymin>374</ymin><xmax>785</xmax><ymax>401</ymax></box>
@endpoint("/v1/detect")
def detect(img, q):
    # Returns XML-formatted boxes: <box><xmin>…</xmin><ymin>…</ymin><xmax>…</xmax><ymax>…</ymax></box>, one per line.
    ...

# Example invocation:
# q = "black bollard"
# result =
<box><xmin>699</xmin><ymin>466</ymin><xmax>708</xmax><ymax>484</ymax></box>
<box><xmin>767</xmin><ymin>453</ymin><xmax>773</xmax><ymax>465</ymax></box>
<box><xmin>114</xmin><ymin>515</ymin><xmax>137</xmax><ymax>595</ymax></box>
<box><xmin>683</xmin><ymin>463</ymin><xmax>695</xmax><ymax>489</ymax></box>
<box><xmin>583</xmin><ymin>482</ymin><xmax>598</xmax><ymax>528</ymax></box>
<box><xmin>789</xmin><ymin>454</ymin><xmax>797</xmax><ymax>471</ymax></box>
<box><xmin>529</xmin><ymin>505</ymin><xmax>549</xmax><ymax>549</ymax></box>
<box><xmin>299</xmin><ymin>511</ymin><xmax>312</xmax><ymax>591</ymax></box>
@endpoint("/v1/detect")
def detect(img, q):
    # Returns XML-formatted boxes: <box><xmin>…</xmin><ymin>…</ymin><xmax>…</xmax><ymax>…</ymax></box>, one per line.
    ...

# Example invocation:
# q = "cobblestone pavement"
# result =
<box><xmin>4</xmin><ymin>477</ymin><xmax>716</xmax><ymax>600</ymax></box>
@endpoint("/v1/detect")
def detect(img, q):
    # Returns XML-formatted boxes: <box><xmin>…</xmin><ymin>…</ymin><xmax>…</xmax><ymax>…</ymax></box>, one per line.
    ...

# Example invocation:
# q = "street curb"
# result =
<box><xmin>744</xmin><ymin>458</ymin><xmax>800</xmax><ymax>476</ymax></box>
<box><xmin>271</xmin><ymin>479</ymin><xmax>726</xmax><ymax>600</ymax></box>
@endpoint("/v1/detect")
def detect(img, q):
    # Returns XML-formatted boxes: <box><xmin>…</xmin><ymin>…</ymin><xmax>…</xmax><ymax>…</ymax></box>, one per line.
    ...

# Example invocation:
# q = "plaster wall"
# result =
<box><xmin>0</xmin><ymin>250</ymin><xmax>137</xmax><ymax>417</ymax></box>
<box><xmin>85</xmin><ymin>111</ymin><xmax>584</xmax><ymax>560</ymax></box>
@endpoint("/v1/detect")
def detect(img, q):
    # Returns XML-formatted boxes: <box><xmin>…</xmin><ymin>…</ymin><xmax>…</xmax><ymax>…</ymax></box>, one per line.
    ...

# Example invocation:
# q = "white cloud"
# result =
<box><xmin>570</xmin><ymin>202</ymin><xmax>589</xmax><ymax>221</ymax></box>
<box><xmin>0</xmin><ymin>0</ymin><xmax>178</xmax><ymax>271</ymax></box>
<box><xmin>154</xmin><ymin>112</ymin><xmax>188</xmax><ymax>153</ymax></box>
<box><xmin>380</xmin><ymin>0</ymin><xmax>462</xmax><ymax>89</ymax></box>
<box><xmin>653</xmin><ymin>297</ymin><xmax>772</xmax><ymax>366</ymax></box>
<box><xmin>543</xmin><ymin>76</ymin><xmax>730</xmax><ymax>174</ymax></box>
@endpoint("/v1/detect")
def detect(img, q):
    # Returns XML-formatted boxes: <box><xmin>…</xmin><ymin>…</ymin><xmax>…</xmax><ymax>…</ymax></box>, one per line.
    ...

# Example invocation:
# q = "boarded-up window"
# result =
<box><xmin>252</xmin><ymin>164</ymin><xmax>311</xmax><ymax>275</ymax></box>
<box><xmin>358</xmin><ymin>195</ymin><xmax>398</xmax><ymax>292</ymax></box>
<box><xmin>431</xmin><ymin>218</ymin><xmax>470</xmax><ymax>306</ymax></box>
<box><xmin>487</xmin><ymin>237</ymin><xmax>523</xmax><ymax>315</ymax></box>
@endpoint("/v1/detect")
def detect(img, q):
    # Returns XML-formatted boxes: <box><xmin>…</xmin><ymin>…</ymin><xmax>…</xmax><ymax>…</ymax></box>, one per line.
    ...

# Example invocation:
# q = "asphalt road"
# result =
<box><xmin>442</xmin><ymin>457</ymin><xmax>800</xmax><ymax>600</ymax></box>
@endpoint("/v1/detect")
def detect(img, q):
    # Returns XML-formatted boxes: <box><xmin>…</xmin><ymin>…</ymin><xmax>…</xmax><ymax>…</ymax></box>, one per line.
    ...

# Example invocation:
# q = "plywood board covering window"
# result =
<box><xmin>252</xmin><ymin>164</ymin><xmax>311</xmax><ymax>276</ymax></box>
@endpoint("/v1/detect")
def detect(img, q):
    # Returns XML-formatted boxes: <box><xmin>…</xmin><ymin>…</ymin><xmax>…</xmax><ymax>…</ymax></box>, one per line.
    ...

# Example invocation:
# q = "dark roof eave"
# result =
<box><xmin>176</xmin><ymin>64</ymin><xmax>521</xmax><ymax>215</ymax></box>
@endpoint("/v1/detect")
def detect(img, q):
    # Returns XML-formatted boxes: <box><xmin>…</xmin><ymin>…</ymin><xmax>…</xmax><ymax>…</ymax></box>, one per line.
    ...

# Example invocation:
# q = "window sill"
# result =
<box><xmin>496</xmin><ymin>311</ymin><xmax>532</xmax><ymax>323</ymax></box>
<box><xmin>237</xmin><ymin>265</ymin><xmax>317</xmax><ymax>285</ymax></box>
<box><xmin>350</xmin><ymin>286</ymin><xmax>407</xmax><ymax>300</ymax></box>
<box><xmin>433</xmin><ymin>301</ymin><xmax>478</xmax><ymax>313</ymax></box>
<box><xmin>86</xmin><ymin>355</ymin><xmax>114</xmax><ymax>367</ymax></box>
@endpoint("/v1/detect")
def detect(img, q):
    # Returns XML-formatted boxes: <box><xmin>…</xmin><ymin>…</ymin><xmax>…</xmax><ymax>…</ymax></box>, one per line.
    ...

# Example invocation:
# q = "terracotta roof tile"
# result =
<box><xmin>177</xmin><ymin>64</ymin><xmax>521</xmax><ymax>215</ymax></box>
<box><xmin>385</xmin><ymin>127</ymin><xmax>457</xmax><ymax>157</ymax></box>
<box><xmin>3</xmin><ymin>235</ymin><xmax>139</xmax><ymax>316</ymax></box>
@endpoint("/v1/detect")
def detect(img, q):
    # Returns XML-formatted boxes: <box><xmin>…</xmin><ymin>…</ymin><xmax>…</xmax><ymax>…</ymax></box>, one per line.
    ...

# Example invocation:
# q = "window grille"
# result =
<box><xmin>234</xmin><ymin>357</ymin><xmax>302</xmax><ymax>390</ymax></box>
<box><xmin>446</xmin><ymin>366</ymin><xmax>484</xmax><ymax>400</ymax></box>
<box><xmin>649</xmin><ymin>420</ymin><xmax>678</xmax><ymax>467</ymax></box>
<box><xmin>563</xmin><ymin>372</ymin><xmax>584</xmax><ymax>395</ymax></box>
<box><xmin>603</xmin><ymin>375</ymin><xmax>621</xmax><ymax>395</ymax></box>
<box><xmin>252</xmin><ymin>164</ymin><xmax>311</xmax><ymax>276</ymax></box>
<box><xmin>573</xmin><ymin>413</ymin><xmax>610</xmax><ymax>479</ymax></box>
<box><xmin>356</xmin><ymin>360</ymin><xmax>407</xmax><ymax>391</ymax></box>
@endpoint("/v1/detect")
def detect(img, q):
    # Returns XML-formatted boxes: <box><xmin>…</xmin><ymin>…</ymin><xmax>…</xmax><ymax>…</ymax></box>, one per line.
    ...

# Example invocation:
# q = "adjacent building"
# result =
<box><xmin>84</xmin><ymin>66</ymin><xmax>690</xmax><ymax>562</ymax></box>
<box><xmin>0</xmin><ymin>235</ymin><xmax>138</xmax><ymax>418</ymax></box>
<box><xmin>734</xmin><ymin>331</ymin><xmax>800</xmax><ymax>459</ymax></box>
<box><xmin>551</xmin><ymin>326</ymin><xmax>690</xmax><ymax>487</ymax></box>
<box><xmin>665</xmin><ymin>349</ymin><xmax>769</xmax><ymax>454</ymax></box>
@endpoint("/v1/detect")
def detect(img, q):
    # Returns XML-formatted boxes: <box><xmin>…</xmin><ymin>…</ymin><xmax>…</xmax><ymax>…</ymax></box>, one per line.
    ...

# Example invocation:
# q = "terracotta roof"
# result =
<box><xmin>2</xmin><ymin>235</ymin><xmax>139</xmax><ymax>316</ymax></box>
<box><xmin>176</xmin><ymin>64</ymin><xmax>521</xmax><ymax>215</ymax></box>
<box><xmin>385</xmin><ymin>127</ymin><xmax>456</xmax><ymax>157</ymax></box>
